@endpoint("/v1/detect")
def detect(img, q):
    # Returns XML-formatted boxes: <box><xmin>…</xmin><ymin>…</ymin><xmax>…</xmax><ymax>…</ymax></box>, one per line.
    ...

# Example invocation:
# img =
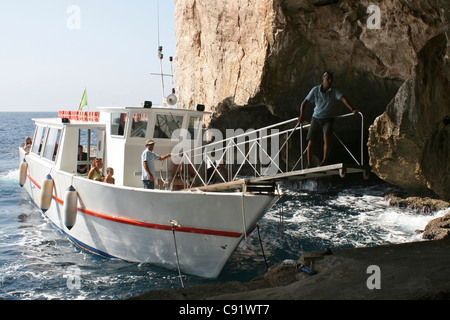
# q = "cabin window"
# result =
<box><xmin>31</xmin><ymin>126</ymin><xmax>46</xmax><ymax>155</ymax></box>
<box><xmin>77</xmin><ymin>145</ymin><xmax>89</xmax><ymax>174</ymax></box>
<box><xmin>188</xmin><ymin>116</ymin><xmax>201</xmax><ymax>139</ymax></box>
<box><xmin>130</xmin><ymin>113</ymin><xmax>149</xmax><ymax>138</ymax></box>
<box><xmin>153</xmin><ymin>113</ymin><xmax>183</xmax><ymax>139</ymax></box>
<box><xmin>43</xmin><ymin>128</ymin><xmax>62</xmax><ymax>161</ymax></box>
<box><xmin>111</xmin><ymin>113</ymin><xmax>126</xmax><ymax>136</ymax></box>
<box><xmin>78</xmin><ymin>129</ymin><xmax>104</xmax><ymax>174</ymax></box>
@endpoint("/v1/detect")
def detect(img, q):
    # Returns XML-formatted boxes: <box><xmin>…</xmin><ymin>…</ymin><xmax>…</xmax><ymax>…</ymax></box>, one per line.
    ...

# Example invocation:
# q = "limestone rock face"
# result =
<box><xmin>419</xmin><ymin>117</ymin><xmax>450</xmax><ymax>200</ymax></box>
<box><xmin>174</xmin><ymin>0</ymin><xmax>449</xmax><ymax>198</ymax></box>
<box><xmin>174</xmin><ymin>0</ymin><xmax>274</xmax><ymax>117</ymax></box>
<box><xmin>368</xmin><ymin>33</ymin><xmax>450</xmax><ymax>198</ymax></box>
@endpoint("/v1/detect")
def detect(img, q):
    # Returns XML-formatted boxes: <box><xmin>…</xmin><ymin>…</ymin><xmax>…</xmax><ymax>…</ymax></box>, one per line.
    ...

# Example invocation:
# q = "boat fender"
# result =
<box><xmin>40</xmin><ymin>174</ymin><xmax>54</xmax><ymax>212</ymax></box>
<box><xmin>19</xmin><ymin>160</ymin><xmax>28</xmax><ymax>187</ymax></box>
<box><xmin>63</xmin><ymin>185</ymin><xmax>78</xmax><ymax>230</ymax></box>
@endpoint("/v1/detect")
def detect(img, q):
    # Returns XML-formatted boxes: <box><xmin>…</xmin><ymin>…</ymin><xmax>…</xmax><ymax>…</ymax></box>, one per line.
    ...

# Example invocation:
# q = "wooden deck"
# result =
<box><xmin>185</xmin><ymin>163</ymin><xmax>371</xmax><ymax>193</ymax></box>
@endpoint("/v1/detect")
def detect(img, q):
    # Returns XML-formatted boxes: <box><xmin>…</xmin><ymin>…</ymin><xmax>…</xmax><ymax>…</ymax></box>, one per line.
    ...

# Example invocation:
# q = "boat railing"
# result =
<box><xmin>167</xmin><ymin>112</ymin><xmax>365</xmax><ymax>190</ymax></box>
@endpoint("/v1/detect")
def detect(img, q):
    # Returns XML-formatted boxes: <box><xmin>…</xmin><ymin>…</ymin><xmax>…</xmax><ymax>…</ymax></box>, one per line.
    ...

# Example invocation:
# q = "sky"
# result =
<box><xmin>0</xmin><ymin>0</ymin><xmax>176</xmax><ymax>112</ymax></box>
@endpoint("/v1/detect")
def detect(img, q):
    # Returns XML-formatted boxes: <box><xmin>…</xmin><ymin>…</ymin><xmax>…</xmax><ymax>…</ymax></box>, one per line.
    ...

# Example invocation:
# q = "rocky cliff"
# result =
<box><xmin>369</xmin><ymin>33</ymin><xmax>449</xmax><ymax>199</ymax></box>
<box><xmin>174</xmin><ymin>0</ymin><xmax>449</xmax><ymax>199</ymax></box>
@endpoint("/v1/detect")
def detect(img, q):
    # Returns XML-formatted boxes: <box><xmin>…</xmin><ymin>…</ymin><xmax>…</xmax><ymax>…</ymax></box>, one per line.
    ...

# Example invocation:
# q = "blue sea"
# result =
<box><xmin>0</xmin><ymin>111</ymin><xmax>448</xmax><ymax>300</ymax></box>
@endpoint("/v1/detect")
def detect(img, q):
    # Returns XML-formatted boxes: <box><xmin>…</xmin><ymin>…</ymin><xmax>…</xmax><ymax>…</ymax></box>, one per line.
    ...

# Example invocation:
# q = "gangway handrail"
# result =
<box><xmin>170</xmin><ymin>112</ymin><xmax>365</xmax><ymax>190</ymax></box>
<box><xmin>182</xmin><ymin>117</ymin><xmax>300</xmax><ymax>155</ymax></box>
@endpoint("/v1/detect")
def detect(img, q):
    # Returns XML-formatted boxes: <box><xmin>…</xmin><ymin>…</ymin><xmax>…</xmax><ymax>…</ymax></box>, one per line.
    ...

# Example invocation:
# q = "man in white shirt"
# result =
<box><xmin>142</xmin><ymin>139</ymin><xmax>172</xmax><ymax>189</ymax></box>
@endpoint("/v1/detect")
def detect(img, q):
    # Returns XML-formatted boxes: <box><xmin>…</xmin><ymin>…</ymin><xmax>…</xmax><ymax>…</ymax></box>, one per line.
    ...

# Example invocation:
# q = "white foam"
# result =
<box><xmin>0</xmin><ymin>169</ymin><xmax>20</xmax><ymax>183</ymax></box>
<box><xmin>258</xmin><ymin>185</ymin><xmax>449</xmax><ymax>254</ymax></box>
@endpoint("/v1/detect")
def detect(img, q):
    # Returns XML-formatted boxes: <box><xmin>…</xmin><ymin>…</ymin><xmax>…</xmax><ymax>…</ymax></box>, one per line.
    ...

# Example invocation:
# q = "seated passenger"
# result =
<box><xmin>77</xmin><ymin>145</ymin><xmax>88</xmax><ymax>174</ymax></box>
<box><xmin>23</xmin><ymin>137</ymin><xmax>32</xmax><ymax>153</ymax></box>
<box><xmin>103</xmin><ymin>167</ymin><xmax>115</xmax><ymax>184</ymax></box>
<box><xmin>88</xmin><ymin>158</ymin><xmax>104</xmax><ymax>181</ymax></box>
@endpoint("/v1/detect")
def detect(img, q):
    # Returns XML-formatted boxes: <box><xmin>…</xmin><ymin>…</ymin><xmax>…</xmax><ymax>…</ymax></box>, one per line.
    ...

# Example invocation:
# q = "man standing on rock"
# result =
<box><xmin>298</xmin><ymin>71</ymin><xmax>360</xmax><ymax>168</ymax></box>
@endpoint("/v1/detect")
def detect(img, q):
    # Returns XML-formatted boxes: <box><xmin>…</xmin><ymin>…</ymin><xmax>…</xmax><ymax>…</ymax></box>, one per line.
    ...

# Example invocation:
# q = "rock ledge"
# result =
<box><xmin>130</xmin><ymin>239</ymin><xmax>450</xmax><ymax>300</ymax></box>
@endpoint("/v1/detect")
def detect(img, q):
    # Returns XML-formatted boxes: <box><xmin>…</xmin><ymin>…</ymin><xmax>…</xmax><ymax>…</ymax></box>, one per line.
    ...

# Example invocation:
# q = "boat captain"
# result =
<box><xmin>141</xmin><ymin>139</ymin><xmax>173</xmax><ymax>189</ymax></box>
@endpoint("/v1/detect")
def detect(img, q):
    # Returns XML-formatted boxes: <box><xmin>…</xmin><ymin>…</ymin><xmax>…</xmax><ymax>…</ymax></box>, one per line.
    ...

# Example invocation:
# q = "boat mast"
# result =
<box><xmin>151</xmin><ymin>0</ymin><xmax>177</xmax><ymax>107</ymax></box>
<box><xmin>158</xmin><ymin>45</ymin><xmax>166</xmax><ymax>105</ymax></box>
<box><xmin>157</xmin><ymin>0</ymin><xmax>165</xmax><ymax>104</ymax></box>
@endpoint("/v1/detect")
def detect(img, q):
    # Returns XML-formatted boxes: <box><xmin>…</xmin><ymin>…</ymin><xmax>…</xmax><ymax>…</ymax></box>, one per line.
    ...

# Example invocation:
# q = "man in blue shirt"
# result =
<box><xmin>142</xmin><ymin>139</ymin><xmax>172</xmax><ymax>189</ymax></box>
<box><xmin>298</xmin><ymin>71</ymin><xmax>360</xmax><ymax>167</ymax></box>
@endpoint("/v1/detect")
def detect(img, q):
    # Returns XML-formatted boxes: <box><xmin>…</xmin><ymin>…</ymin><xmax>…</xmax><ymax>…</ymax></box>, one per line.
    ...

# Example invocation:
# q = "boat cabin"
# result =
<box><xmin>29</xmin><ymin>106</ymin><xmax>206</xmax><ymax>188</ymax></box>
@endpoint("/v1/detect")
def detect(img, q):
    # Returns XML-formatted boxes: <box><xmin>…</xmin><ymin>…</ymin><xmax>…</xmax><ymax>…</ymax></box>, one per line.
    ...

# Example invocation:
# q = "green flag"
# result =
<box><xmin>78</xmin><ymin>89</ymin><xmax>88</xmax><ymax>110</ymax></box>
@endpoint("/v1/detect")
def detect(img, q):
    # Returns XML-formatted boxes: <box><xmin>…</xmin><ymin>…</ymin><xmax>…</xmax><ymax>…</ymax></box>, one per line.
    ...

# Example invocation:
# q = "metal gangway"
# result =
<box><xmin>166</xmin><ymin>112</ymin><xmax>371</xmax><ymax>193</ymax></box>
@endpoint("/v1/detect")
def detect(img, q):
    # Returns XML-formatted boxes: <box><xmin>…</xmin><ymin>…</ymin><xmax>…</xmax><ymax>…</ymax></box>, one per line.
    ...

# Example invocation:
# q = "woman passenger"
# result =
<box><xmin>88</xmin><ymin>158</ymin><xmax>104</xmax><ymax>181</ymax></box>
<box><xmin>23</xmin><ymin>137</ymin><xmax>32</xmax><ymax>153</ymax></box>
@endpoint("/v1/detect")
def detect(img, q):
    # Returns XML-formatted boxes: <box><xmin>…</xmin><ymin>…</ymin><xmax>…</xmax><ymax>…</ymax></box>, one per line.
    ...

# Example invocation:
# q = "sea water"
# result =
<box><xmin>0</xmin><ymin>112</ymin><xmax>448</xmax><ymax>300</ymax></box>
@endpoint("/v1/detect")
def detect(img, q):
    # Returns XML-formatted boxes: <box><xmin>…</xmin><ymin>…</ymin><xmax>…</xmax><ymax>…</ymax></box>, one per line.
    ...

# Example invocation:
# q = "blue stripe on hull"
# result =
<box><xmin>26</xmin><ymin>192</ymin><xmax>119</xmax><ymax>260</ymax></box>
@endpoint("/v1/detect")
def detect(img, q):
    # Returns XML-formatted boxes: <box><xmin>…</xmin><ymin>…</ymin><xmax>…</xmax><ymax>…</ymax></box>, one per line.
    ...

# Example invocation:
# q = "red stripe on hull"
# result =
<box><xmin>27</xmin><ymin>174</ymin><xmax>242</xmax><ymax>238</ymax></box>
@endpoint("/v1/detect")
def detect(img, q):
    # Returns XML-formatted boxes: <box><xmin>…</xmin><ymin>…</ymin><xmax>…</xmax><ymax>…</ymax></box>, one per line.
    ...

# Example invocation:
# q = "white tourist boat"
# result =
<box><xmin>18</xmin><ymin>105</ymin><xmax>279</xmax><ymax>278</ymax></box>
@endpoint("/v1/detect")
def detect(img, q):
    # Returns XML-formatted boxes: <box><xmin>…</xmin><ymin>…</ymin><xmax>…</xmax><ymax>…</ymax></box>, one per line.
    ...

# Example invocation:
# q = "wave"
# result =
<box><xmin>0</xmin><ymin>169</ymin><xmax>20</xmax><ymax>184</ymax></box>
<box><xmin>254</xmin><ymin>185</ymin><xmax>449</xmax><ymax>259</ymax></box>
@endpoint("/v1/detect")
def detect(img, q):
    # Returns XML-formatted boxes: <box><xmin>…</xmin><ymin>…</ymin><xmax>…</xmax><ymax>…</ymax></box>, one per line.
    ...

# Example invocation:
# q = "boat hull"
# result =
<box><xmin>20</xmin><ymin>150</ymin><xmax>277</xmax><ymax>278</ymax></box>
